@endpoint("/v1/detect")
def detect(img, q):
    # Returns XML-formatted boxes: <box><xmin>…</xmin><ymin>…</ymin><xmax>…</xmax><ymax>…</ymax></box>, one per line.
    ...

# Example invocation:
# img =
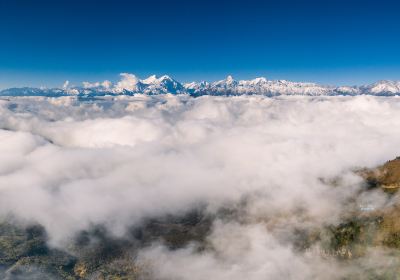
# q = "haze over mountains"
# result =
<box><xmin>2</xmin><ymin>73</ymin><xmax>400</xmax><ymax>97</ymax></box>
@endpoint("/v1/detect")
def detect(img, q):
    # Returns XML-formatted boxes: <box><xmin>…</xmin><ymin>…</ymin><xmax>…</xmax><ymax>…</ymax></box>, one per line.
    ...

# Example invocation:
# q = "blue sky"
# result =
<box><xmin>0</xmin><ymin>0</ymin><xmax>400</xmax><ymax>88</ymax></box>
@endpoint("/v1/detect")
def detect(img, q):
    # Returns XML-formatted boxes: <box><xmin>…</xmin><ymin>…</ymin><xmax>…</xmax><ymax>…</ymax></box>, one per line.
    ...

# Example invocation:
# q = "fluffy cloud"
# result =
<box><xmin>114</xmin><ymin>73</ymin><xmax>140</xmax><ymax>93</ymax></box>
<box><xmin>0</xmin><ymin>95</ymin><xmax>400</xmax><ymax>277</ymax></box>
<box><xmin>139</xmin><ymin>222</ymin><xmax>343</xmax><ymax>280</ymax></box>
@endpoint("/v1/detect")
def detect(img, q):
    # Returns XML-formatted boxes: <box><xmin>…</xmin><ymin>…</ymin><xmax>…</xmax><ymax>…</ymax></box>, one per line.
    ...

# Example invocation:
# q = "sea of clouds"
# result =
<box><xmin>1</xmin><ymin>95</ymin><xmax>400</xmax><ymax>279</ymax></box>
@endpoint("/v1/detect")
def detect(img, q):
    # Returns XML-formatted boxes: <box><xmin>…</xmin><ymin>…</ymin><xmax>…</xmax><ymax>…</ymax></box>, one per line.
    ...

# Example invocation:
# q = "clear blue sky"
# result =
<box><xmin>0</xmin><ymin>0</ymin><xmax>400</xmax><ymax>88</ymax></box>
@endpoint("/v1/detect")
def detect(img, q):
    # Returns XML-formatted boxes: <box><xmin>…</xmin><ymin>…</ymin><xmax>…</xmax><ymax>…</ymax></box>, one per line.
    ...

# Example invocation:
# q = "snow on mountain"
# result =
<box><xmin>334</xmin><ymin>86</ymin><xmax>361</xmax><ymax>95</ymax></box>
<box><xmin>79</xmin><ymin>74</ymin><xmax>185</xmax><ymax>95</ymax></box>
<box><xmin>1</xmin><ymin>74</ymin><xmax>400</xmax><ymax>97</ymax></box>
<box><xmin>186</xmin><ymin>77</ymin><xmax>400</xmax><ymax>96</ymax></box>
<box><xmin>0</xmin><ymin>87</ymin><xmax>68</xmax><ymax>97</ymax></box>
<box><xmin>141</xmin><ymin>75</ymin><xmax>184</xmax><ymax>94</ymax></box>
<box><xmin>141</xmin><ymin>74</ymin><xmax>159</xmax><ymax>84</ymax></box>
<box><xmin>361</xmin><ymin>80</ymin><xmax>400</xmax><ymax>95</ymax></box>
<box><xmin>184</xmin><ymin>76</ymin><xmax>332</xmax><ymax>96</ymax></box>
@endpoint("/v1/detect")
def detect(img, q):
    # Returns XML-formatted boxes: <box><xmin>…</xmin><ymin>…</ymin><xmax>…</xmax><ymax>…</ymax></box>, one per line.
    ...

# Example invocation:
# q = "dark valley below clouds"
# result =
<box><xmin>1</xmin><ymin>95</ymin><xmax>400</xmax><ymax>279</ymax></box>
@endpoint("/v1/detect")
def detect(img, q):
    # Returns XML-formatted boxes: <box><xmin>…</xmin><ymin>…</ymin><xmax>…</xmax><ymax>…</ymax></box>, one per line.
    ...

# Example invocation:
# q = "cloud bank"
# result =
<box><xmin>1</xmin><ymin>95</ymin><xmax>400</xmax><ymax>278</ymax></box>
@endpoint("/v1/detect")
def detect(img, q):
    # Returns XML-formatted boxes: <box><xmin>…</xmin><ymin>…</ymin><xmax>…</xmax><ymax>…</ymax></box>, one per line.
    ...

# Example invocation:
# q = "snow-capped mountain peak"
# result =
<box><xmin>365</xmin><ymin>80</ymin><xmax>400</xmax><ymax>94</ymax></box>
<box><xmin>159</xmin><ymin>75</ymin><xmax>173</xmax><ymax>81</ymax></box>
<box><xmin>142</xmin><ymin>75</ymin><xmax>159</xmax><ymax>84</ymax></box>
<box><xmin>225</xmin><ymin>75</ymin><xmax>235</xmax><ymax>83</ymax></box>
<box><xmin>140</xmin><ymin>75</ymin><xmax>183</xmax><ymax>94</ymax></box>
<box><xmin>2</xmin><ymin>73</ymin><xmax>400</xmax><ymax>97</ymax></box>
<box><xmin>248</xmin><ymin>77</ymin><xmax>268</xmax><ymax>85</ymax></box>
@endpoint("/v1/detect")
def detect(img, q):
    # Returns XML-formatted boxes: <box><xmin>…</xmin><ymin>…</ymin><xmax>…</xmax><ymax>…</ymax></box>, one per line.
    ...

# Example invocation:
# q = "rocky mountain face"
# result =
<box><xmin>359</xmin><ymin>157</ymin><xmax>400</xmax><ymax>192</ymax></box>
<box><xmin>2</xmin><ymin>75</ymin><xmax>400</xmax><ymax>97</ymax></box>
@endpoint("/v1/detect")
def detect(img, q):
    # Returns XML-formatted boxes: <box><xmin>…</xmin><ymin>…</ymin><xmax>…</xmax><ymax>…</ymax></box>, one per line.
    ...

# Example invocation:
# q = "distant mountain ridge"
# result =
<box><xmin>2</xmin><ymin>74</ymin><xmax>400</xmax><ymax>97</ymax></box>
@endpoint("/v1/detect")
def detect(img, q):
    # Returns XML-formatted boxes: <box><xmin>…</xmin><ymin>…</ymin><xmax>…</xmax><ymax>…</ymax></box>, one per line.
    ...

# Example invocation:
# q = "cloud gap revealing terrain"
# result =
<box><xmin>2</xmin><ymin>94</ymin><xmax>400</xmax><ymax>279</ymax></box>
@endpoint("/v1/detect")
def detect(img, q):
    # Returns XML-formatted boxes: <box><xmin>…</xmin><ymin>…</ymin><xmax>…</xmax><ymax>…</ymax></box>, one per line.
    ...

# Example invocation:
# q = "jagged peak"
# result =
<box><xmin>2</xmin><ymin>74</ymin><xmax>400</xmax><ymax>97</ymax></box>
<box><xmin>142</xmin><ymin>75</ymin><xmax>177</xmax><ymax>85</ymax></box>
<box><xmin>251</xmin><ymin>77</ymin><xmax>268</xmax><ymax>83</ymax></box>
<box><xmin>142</xmin><ymin>75</ymin><xmax>158</xmax><ymax>84</ymax></box>
<box><xmin>159</xmin><ymin>75</ymin><xmax>173</xmax><ymax>81</ymax></box>
<box><xmin>226</xmin><ymin>75</ymin><xmax>234</xmax><ymax>81</ymax></box>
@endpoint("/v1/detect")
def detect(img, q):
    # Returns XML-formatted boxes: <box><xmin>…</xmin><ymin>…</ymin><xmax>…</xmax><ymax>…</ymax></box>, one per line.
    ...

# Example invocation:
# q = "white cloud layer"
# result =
<box><xmin>114</xmin><ymin>73</ymin><xmax>140</xmax><ymax>92</ymax></box>
<box><xmin>0</xmin><ymin>95</ymin><xmax>400</xmax><ymax>278</ymax></box>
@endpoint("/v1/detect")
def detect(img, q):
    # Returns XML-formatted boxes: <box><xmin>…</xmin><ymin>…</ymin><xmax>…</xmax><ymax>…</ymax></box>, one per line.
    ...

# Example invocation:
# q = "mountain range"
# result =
<box><xmin>2</xmin><ymin>74</ymin><xmax>400</xmax><ymax>97</ymax></box>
